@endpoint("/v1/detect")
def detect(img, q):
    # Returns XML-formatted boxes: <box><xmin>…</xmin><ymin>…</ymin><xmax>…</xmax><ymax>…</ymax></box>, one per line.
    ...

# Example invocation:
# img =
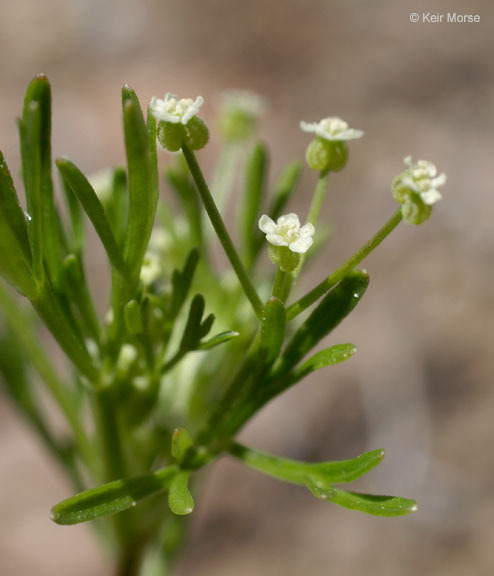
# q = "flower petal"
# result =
<box><xmin>289</xmin><ymin>236</ymin><xmax>313</xmax><ymax>254</ymax></box>
<box><xmin>266</xmin><ymin>233</ymin><xmax>288</xmax><ymax>247</ymax></box>
<box><xmin>258</xmin><ymin>214</ymin><xmax>276</xmax><ymax>234</ymax></box>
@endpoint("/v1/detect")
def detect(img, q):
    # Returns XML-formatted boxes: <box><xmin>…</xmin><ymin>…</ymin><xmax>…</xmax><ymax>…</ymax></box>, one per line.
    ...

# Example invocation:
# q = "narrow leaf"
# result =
<box><xmin>19</xmin><ymin>101</ymin><xmax>43</xmax><ymax>282</ymax></box>
<box><xmin>22</xmin><ymin>74</ymin><xmax>63</xmax><ymax>289</ymax></box>
<box><xmin>0</xmin><ymin>151</ymin><xmax>31</xmax><ymax>260</ymax></box>
<box><xmin>260</xmin><ymin>297</ymin><xmax>286</xmax><ymax>366</ymax></box>
<box><xmin>197</xmin><ymin>330</ymin><xmax>239</xmax><ymax>350</ymax></box>
<box><xmin>168</xmin><ymin>472</ymin><xmax>194</xmax><ymax>516</ymax></box>
<box><xmin>50</xmin><ymin>465</ymin><xmax>178</xmax><ymax>525</ymax></box>
<box><xmin>0</xmin><ymin>152</ymin><xmax>35</xmax><ymax>295</ymax></box>
<box><xmin>291</xmin><ymin>343</ymin><xmax>356</xmax><ymax>382</ymax></box>
<box><xmin>105</xmin><ymin>167</ymin><xmax>128</xmax><ymax>248</ymax></box>
<box><xmin>241</xmin><ymin>142</ymin><xmax>268</xmax><ymax>266</ymax></box>
<box><xmin>122</xmin><ymin>87</ymin><xmax>159</xmax><ymax>289</ymax></box>
<box><xmin>56</xmin><ymin>158</ymin><xmax>127</xmax><ymax>276</ymax></box>
<box><xmin>277</xmin><ymin>270</ymin><xmax>369</xmax><ymax>374</ymax></box>
<box><xmin>230</xmin><ymin>443</ymin><xmax>384</xmax><ymax>486</ymax></box>
<box><xmin>171</xmin><ymin>249</ymin><xmax>199</xmax><ymax>316</ymax></box>
<box><xmin>269</xmin><ymin>160</ymin><xmax>302</xmax><ymax>220</ymax></box>
<box><xmin>179</xmin><ymin>294</ymin><xmax>205</xmax><ymax>351</ymax></box>
<box><xmin>308</xmin><ymin>484</ymin><xmax>417</xmax><ymax>517</ymax></box>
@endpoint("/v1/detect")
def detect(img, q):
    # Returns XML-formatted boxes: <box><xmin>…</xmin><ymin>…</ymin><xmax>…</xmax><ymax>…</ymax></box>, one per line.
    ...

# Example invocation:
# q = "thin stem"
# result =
<box><xmin>181</xmin><ymin>144</ymin><xmax>263</xmax><ymax>320</ymax></box>
<box><xmin>272</xmin><ymin>267</ymin><xmax>287</xmax><ymax>302</ymax></box>
<box><xmin>287</xmin><ymin>208</ymin><xmax>403</xmax><ymax>321</ymax></box>
<box><xmin>307</xmin><ymin>169</ymin><xmax>330</xmax><ymax>227</ymax></box>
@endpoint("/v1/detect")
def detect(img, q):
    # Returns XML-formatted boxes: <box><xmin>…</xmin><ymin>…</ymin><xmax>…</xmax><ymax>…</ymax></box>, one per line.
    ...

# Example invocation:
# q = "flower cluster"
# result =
<box><xmin>300</xmin><ymin>117</ymin><xmax>363</xmax><ymax>141</ymax></box>
<box><xmin>392</xmin><ymin>156</ymin><xmax>446</xmax><ymax>225</ymax></box>
<box><xmin>301</xmin><ymin>117</ymin><xmax>363</xmax><ymax>172</ymax></box>
<box><xmin>150</xmin><ymin>93</ymin><xmax>208</xmax><ymax>152</ymax></box>
<box><xmin>259</xmin><ymin>213</ymin><xmax>315</xmax><ymax>271</ymax></box>
<box><xmin>150</xmin><ymin>94</ymin><xmax>204</xmax><ymax>125</ymax></box>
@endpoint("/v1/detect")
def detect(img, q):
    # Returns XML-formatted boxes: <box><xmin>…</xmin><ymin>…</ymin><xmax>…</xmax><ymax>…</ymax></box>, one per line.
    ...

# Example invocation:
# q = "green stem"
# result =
<box><xmin>307</xmin><ymin>169</ymin><xmax>330</xmax><ymax>226</ymax></box>
<box><xmin>287</xmin><ymin>208</ymin><xmax>403</xmax><ymax>321</ymax></box>
<box><xmin>272</xmin><ymin>267</ymin><xmax>287</xmax><ymax>302</ymax></box>
<box><xmin>181</xmin><ymin>144</ymin><xmax>263</xmax><ymax>320</ymax></box>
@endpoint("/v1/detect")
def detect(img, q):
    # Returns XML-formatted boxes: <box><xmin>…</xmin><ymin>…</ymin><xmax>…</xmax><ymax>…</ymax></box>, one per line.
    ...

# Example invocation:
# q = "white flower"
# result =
<box><xmin>258</xmin><ymin>213</ymin><xmax>315</xmax><ymax>254</ymax></box>
<box><xmin>400</xmin><ymin>156</ymin><xmax>446</xmax><ymax>205</ymax></box>
<box><xmin>140</xmin><ymin>253</ymin><xmax>162</xmax><ymax>285</ymax></box>
<box><xmin>300</xmin><ymin>117</ymin><xmax>363</xmax><ymax>141</ymax></box>
<box><xmin>217</xmin><ymin>90</ymin><xmax>267</xmax><ymax>117</ymax></box>
<box><xmin>150</xmin><ymin>93</ymin><xmax>204</xmax><ymax>125</ymax></box>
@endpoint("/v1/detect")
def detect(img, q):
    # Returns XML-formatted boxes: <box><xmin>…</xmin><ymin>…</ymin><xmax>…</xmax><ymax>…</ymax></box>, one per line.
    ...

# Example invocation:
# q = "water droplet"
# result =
<box><xmin>25</xmin><ymin>212</ymin><xmax>32</xmax><ymax>222</ymax></box>
<box><xmin>353</xmin><ymin>293</ymin><xmax>359</xmax><ymax>298</ymax></box>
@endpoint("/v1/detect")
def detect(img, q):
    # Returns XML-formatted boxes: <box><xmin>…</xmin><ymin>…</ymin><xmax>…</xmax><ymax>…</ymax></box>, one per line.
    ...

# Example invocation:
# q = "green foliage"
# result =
<box><xmin>0</xmin><ymin>76</ymin><xmax>430</xmax><ymax>574</ymax></box>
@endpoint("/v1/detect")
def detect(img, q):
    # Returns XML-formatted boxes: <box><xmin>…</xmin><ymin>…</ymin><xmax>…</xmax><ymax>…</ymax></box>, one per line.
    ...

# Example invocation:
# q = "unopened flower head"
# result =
<box><xmin>259</xmin><ymin>213</ymin><xmax>315</xmax><ymax>254</ymax></box>
<box><xmin>150</xmin><ymin>93</ymin><xmax>204</xmax><ymax>125</ymax></box>
<box><xmin>218</xmin><ymin>90</ymin><xmax>268</xmax><ymax>117</ymax></box>
<box><xmin>217</xmin><ymin>89</ymin><xmax>267</xmax><ymax>142</ymax></box>
<box><xmin>300</xmin><ymin>117</ymin><xmax>363</xmax><ymax>142</ymax></box>
<box><xmin>392</xmin><ymin>156</ymin><xmax>446</xmax><ymax>225</ymax></box>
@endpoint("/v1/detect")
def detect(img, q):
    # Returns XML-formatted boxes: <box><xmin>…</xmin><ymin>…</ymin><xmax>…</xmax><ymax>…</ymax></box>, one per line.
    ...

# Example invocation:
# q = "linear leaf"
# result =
<box><xmin>197</xmin><ymin>330</ymin><xmax>239</xmax><ymax>350</ymax></box>
<box><xmin>22</xmin><ymin>74</ymin><xmax>63</xmax><ymax>289</ymax></box>
<box><xmin>277</xmin><ymin>270</ymin><xmax>369</xmax><ymax>374</ymax></box>
<box><xmin>230</xmin><ymin>443</ymin><xmax>384</xmax><ymax>486</ymax></box>
<box><xmin>122</xmin><ymin>86</ymin><xmax>158</xmax><ymax>289</ymax></box>
<box><xmin>308</xmin><ymin>484</ymin><xmax>417</xmax><ymax>517</ymax></box>
<box><xmin>56</xmin><ymin>158</ymin><xmax>126</xmax><ymax>276</ymax></box>
<box><xmin>260</xmin><ymin>297</ymin><xmax>286</xmax><ymax>366</ymax></box>
<box><xmin>241</xmin><ymin>142</ymin><xmax>268</xmax><ymax>265</ymax></box>
<box><xmin>51</xmin><ymin>465</ymin><xmax>178</xmax><ymax>525</ymax></box>
<box><xmin>291</xmin><ymin>343</ymin><xmax>356</xmax><ymax>382</ymax></box>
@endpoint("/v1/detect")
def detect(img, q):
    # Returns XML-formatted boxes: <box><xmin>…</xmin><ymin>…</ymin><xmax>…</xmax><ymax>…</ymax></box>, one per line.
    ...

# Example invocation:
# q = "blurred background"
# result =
<box><xmin>1</xmin><ymin>0</ymin><xmax>493</xmax><ymax>574</ymax></box>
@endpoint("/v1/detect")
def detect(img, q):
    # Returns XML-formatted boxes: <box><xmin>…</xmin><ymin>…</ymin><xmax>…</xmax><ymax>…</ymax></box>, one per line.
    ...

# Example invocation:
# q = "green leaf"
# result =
<box><xmin>21</xmin><ymin>74</ymin><xmax>63</xmax><ymax>290</ymax></box>
<box><xmin>260</xmin><ymin>297</ymin><xmax>286</xmax><ymax>366</ymax></box>
<box><xmin>0</xmin><ymin>152</ymin><xmax>35</xmax><ymax>296</ymax></box>
<box><xmin>19</xmin><ymin>100</ymin><xmax>43</xmax><ymax>283</ymax></box>
<box><xmin>277</xmin><ymin>270</ymin><xmax>369</xmax><ymax>374</ymax></box>
<box><xmin>241</xmin><ymin>142</ymin><xmax>268</xmax><ymax>265</ymax></box>
<box><xmin>56</xmin><ymin>158</ymin><xmax>127</xmax><ymax>276</ymax></box>
<box><xmin>122</xmin><ymin>86</ymin><xmax>159</xmax><ymax>289</ymax></box>
<box><xmin>291</xmin><ymin>343</ymin><xmax>356</xmax><ymax>382</ymax></box>
<box><xmin>171</xmin><ymin>249</ymin><xmax>199</xmax><ymax>316</ymax></box>
<box><xmin>104</xmin><ymin>167</ymin><xmax>128</xmax><ymax>249</ymax></box>
<box><xmin>230</xmin><ymin>443</ymin><xmax>384</xmax><ymax>486</ymax></box>
<box><xmin>171</xmin><ymin>428</ymin><xmax>194</xmax><ymax>463</ymax></box>
<box><xmin>60</xmin><ymin>172</ymin><xmax>84</xmax><ymax>255</ymax></box>
<box><xmin>166</xmin><ymin>166</ymin><xmax>202</xmax><ymax>248</ymax></box>
<box><xmin>168</xmin><ymin>472</ymin><xmax>194</xmax><ymax>516</ymax></box>
<box><xmin>50</xmin><ymin>465</ymin><xmax>178</xmax><ymax>525</ymax></box>
<box><xmin>308</xmin><ymin>484</ymin><xmax>417</xmax><ymax>517</ymax></box>
<box><xmin>197</xmin><ymin>330</ymin><xmax>239</xmax><ymax>350</ymax></box>
<box><xmin>179</xmin><ymin>294</ymin><xmax>212</xmax><ymax>351</ymax></box>
<box><xmin>269</xmin><ymin>160</ymin><xmax>302</xmax><ymax>221</ymax></box>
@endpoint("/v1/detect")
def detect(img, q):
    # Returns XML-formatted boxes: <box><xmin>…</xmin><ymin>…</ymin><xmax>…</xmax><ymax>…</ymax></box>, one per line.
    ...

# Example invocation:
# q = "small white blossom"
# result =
<box><xmin>300</xmin><ymin>117</ymin><xmax>363</xmax><ymax>141</ymax></box>
<box><xmin>258</xmin><ymin>213</ymin><xmax>315</xmax><ymax>254</ymax></box>
<box><xmin>140</xmin><ymin>253</ymin><xmax>162</xmax><ymax>285</ymax></box>
<box><xmin>150</xmin><ymin>93</ymin><xmax>204</xmax><ymax>125</ymax></box>
<box><xmin>400</xmin><ymin>156</ymin><xmax>446</xmax><ymax>205</ymax></box>
<box><xmin>217</xmin><ymin>90</ymin><xmax>267</xmax><ymax>117</ymax></box>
